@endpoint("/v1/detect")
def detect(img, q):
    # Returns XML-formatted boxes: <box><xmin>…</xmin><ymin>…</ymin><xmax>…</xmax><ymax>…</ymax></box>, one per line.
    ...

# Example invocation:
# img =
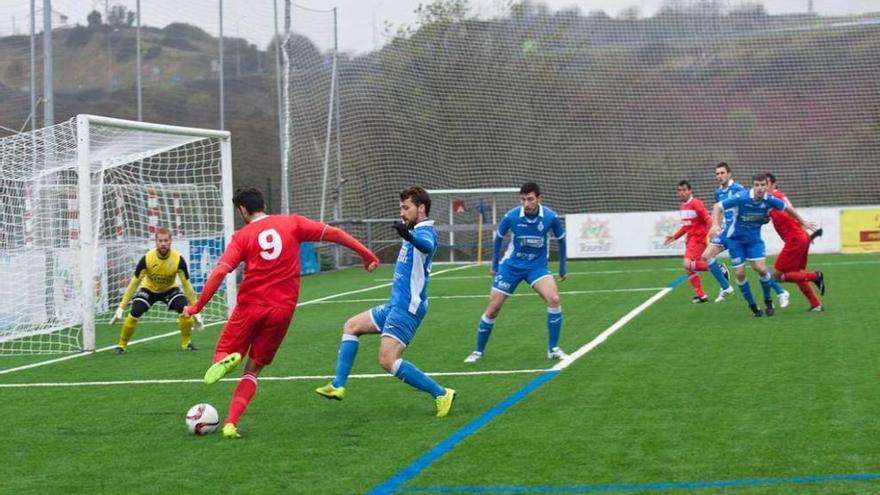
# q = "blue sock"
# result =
<box><xmin>476</xmin><ymin>314</ymin><xmax>495</xmax><ymax>353</ymax></box>
<box><xmin>708</xmin><ymin>259</ymin><xmax>731</xmax><ymax>290</ymax></box>
<box><xmin>759</xmin><ymin>274</ymin><xmax>773</xmax><ymax>302</ymax></box>
<box><xmin>331</xmin><ymin>335</ymin><xmax>359</xmax><ymax>388</ymax></box>
<box><xmin>770</xmin><ymin>279</ymin><xmax>786</xmax><ymax>295</ymax></box>
<box><xmin>393</xmin><ymin>359</ymin><xmax>445</xmax><ymax>398</ymax></box>
<box><xmin>547</xmin><ymin>307</ymin><xmax>562</xmax><ymax>351</ymax></box>
<box><xmin>738</xmin><ymin>279</ymin><xmax>756</xmax><ymax>306</ymax></box>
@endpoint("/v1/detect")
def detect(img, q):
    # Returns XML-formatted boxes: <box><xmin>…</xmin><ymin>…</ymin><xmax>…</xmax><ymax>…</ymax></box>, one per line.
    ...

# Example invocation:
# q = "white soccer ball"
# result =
<box><xmin>185</xmin><ymin>403</ymin><xmax>220</xmax><ymax>435</ymax></box>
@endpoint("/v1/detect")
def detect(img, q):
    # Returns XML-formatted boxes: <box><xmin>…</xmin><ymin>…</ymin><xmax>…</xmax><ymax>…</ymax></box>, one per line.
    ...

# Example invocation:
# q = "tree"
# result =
<box><xmin>108</xmin><ymin>4</ymin><xmax>135</xmax><ymax>28</ymax></box>
<box><xmin>87</xmin><ymin>10</ymin><xmax>102</xmax><ymax>29</ymax></box>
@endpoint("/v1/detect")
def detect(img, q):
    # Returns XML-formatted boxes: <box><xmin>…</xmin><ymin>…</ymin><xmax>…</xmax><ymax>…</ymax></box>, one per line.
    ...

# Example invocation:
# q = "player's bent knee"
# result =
<box><xmin>546</xmin><ymin>294</ymin><xmax>561</xmax><ymax>307</ymax></box>
<box><xmin>130</xmin><ymin>300</ymin><xmax>149</xmax><ymax>318</ymax></box>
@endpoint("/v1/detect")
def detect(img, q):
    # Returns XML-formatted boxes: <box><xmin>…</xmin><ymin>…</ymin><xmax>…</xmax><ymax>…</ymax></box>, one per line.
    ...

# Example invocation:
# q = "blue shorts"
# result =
<box><xmin>370</xmin><ymin>304</ymin><xmax>421</xmax><ymax>347</ymax></box>
<box><xmin>492</xmin><ymin>263</ymin><xmax>553</xmax><ymax>295</ymax></box>
<box><xmin>726</xmin><ymin>237</ymin><xmax>766</xmax><ymax>267</ymax></box>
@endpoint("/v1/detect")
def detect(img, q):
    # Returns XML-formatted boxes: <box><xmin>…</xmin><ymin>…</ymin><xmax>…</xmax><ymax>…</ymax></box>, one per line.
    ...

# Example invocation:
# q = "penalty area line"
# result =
<box><xmin>0</xmin><ymin>264</ymin><xmax>477</xmax><ymax>376</ymax></box>
<box><xmin>0</xmin><ymin>368</ymin><xmax>546</xmax><ymax>389</ymax></box>
<box><xmin>367</xmin><ymin>274</ymin><xmax>690</xmax><ymax>495</ymax></box>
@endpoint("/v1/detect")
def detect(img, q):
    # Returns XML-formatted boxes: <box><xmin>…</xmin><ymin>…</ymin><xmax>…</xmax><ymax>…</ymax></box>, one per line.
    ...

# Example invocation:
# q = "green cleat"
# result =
<box><xmin>203</xmin><ymin>352</ymin><xmax>242</xmax><ymax>385</ymax></box>
<box><xmin>315</xmin><ymin>382</ymin><xmax>346</xmax><ymax>401</ymax></box>
<box><xmin>435</xmin><ymin>388</ymin><xmax>456</xmax><ymax>418</ymax></box>
<box><xmin>221</xmin><ymin>422</ymin><xmax>241</xmax><ymax>439</ymax></box>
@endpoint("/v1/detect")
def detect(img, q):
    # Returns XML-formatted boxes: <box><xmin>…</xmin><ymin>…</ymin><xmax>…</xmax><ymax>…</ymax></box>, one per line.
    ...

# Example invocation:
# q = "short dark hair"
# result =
<box><xmin>678</xmin><ymin>180</ymin><xmax>692</xmax><ymax>189</ymax></box>
<box><xmin>400</xmin><ymin>186</ymin><xmax>431</xmax><ymax>216</ymax></box>
<box><xmin>233</xmin><ymin>187</ymin><xmax>266</xmax><ymax>214</ymax></box>
<box><xmin>766</xmin><ymin>172</ymin><xmax>777</xmax><ymax>184</ymax></box>
<box><xmin>715</xmin><ymin>161</ymin><xmax>731</xmax><ymax>172</ymax></box>
<box><xmin>752</xmin><ymin>173</ymin><xmax>769</xmax><ymax>183</ymax></box>
<box><xmin>520</xmin><ymin>182</ymin><xmax>541</xmax><ymax>196</ymax></box>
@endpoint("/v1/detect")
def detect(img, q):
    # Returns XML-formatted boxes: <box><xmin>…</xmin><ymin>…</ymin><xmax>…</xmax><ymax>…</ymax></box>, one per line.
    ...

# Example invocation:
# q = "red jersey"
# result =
<box><xmin>673</xmin><ymin>197</ymin><xmax>711</xmax><ymax>243</ymax></box>
<box><xmin>768</xmin><ymin>189</ymin><xmax>805</xmax><ymax>242</ymax></box>
<box><xmin>218</xmin><ymin>214</ymin><xmax>327</xmax><ymax>309</ymax></box>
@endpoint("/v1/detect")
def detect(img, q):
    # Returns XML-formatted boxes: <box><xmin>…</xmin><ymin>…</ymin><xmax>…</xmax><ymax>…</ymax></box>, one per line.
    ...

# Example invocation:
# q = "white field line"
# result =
<box><xmin>0</xmin><ymin>264</ymin><xmax>476</xmax><ymax>376</ymax></box>
<box><xmin>0</xmin><ymin>368</ymin><xmax>546</xmax><ymax>388</ymax></box>
<box><xmin>553</xmin><ymin>286</ymin><xmax>675</xmax><ymax>371</ymax></box>
<box><xmin>371</xmin><ymin>259</ymin><xmax>880</xmax><ymax>282</ymax></box>
<box><xmin>309</xmin><ymin>287</ymin><xmax>665</xmax><ymax>305</ymax></box>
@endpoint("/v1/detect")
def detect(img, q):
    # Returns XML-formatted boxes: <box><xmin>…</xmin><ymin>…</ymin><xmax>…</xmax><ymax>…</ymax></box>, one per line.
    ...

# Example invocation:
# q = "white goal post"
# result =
<box><xmin>0</xmin><ymin>114</ymin><xmax>236</xmax><ymax>354</ymax></box>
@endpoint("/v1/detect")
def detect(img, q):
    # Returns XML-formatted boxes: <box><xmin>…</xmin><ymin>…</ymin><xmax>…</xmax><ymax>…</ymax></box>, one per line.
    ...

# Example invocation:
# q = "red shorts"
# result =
<box><xmin>774</xmin><ymin>234</ymin><xmax>809</xmax><ymax>272</ymax></box>
<box><xmin>215</xmin><ymin>303</ymin><xmax>295</xmax><ymax>366</ymax></box>
<box><xmin>685</xmin><ymin>238</ymin><xmax>708</xmax><ymax>261</ymax></box>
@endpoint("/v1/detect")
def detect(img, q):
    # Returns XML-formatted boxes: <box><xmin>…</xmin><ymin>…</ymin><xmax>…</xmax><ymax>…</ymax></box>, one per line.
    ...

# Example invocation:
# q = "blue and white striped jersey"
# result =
<box><xmin>714</xmin><ymin>180</ymin><xmax>748</xmax><ymax>230</ymax></box>
<box><xmin>389</xmin><ymin>219</ymin><xmax>437</xmax><ymax>319</ymax></box>
<box><xmin>721</xmin><ymin>189</ymin><xmax>786</xmax><ymax>240</ymax></box>
<box><xmin>494</xmin><ymin>205</ymin><xmax>565</xmax><ymax>271</ymax></box>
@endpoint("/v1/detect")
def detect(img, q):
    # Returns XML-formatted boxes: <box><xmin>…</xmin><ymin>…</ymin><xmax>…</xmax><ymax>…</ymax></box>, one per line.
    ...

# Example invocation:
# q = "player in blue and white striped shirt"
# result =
<box><xmin>315</xmin><ymin>187</ymin><xmax>456</xmax><ymax>417</ymax></box>
<box><xmin>465</xmin><ymin>182</ymin><xmax>568</xmax><ymax>363</ymax></box>
<box><xmin>710</xmin><ymin>173</ymin><xmax>815</xmax><ymax>317</ymax></box>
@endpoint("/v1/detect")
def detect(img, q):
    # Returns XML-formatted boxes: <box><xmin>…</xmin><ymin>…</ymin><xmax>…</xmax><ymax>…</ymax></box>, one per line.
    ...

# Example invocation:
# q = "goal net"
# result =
<box><xmin>0</xmin><ymin>115</ymin><xmax>234</xmax><ymax>355</ymax></box>
<box><xmin>283</xmin><ymin>2</ymin><xmax>880</xmax><ymax>269</ymax></box>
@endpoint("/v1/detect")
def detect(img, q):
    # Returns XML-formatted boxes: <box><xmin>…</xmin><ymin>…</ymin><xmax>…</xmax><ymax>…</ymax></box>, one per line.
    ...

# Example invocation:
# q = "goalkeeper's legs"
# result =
<box><xmin>178</xmin><ymin>314</ymin><xmax>195</xmax><ymax>350</ymax></box>
<box><xmin>117</xmin><ymin>314</ymin><xmax>139</xmax><ymax>351</ymax></box>
<box><xmin>116</xmin><ymin>299</ymin><xmax>149</xmax><ymax>352</ymax></box>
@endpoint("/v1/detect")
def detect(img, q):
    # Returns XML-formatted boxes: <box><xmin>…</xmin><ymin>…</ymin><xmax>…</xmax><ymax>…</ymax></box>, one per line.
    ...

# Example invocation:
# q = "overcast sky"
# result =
<box><xmin>1</xmin><ymin>0</ymin><xmax>878</xmax><ymax>53</ymax></box>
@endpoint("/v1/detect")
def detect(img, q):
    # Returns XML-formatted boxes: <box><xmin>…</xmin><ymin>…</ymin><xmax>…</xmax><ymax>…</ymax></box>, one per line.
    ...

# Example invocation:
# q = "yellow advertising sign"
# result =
<box><xmin>841</xmin><ymin>209</ymin><xmax>880</xmax><ymax>253</ymax></box>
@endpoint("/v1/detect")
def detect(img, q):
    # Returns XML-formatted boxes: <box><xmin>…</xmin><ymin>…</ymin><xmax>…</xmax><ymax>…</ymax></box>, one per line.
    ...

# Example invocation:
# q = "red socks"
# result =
<box><xmin>781</xmin><ymin>271</ymin><xmax>817</xmax><ymax>282</ymax></box>
<box><xmin>226</xmin><ymin>372</ymin><xmax>258</xmax><ymax>426</ymax></box>
<box><xmin>796</xmin><ymin>281</ymin><xmax>821</xmax><ymax>308</ymax></box>
<box><xmin>688</xmin><ymin>271</ymin><xmax>705</xmax><ymax>298</ymax></box>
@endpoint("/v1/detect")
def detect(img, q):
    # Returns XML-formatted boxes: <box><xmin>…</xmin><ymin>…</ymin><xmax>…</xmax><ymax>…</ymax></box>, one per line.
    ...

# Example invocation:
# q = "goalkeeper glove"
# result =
<box><xmin>109</xmin><ymin>306</ymin><xmax>125</xmax><ymax>325</ymax></box>
<box><xmin>193</xmin><ymin>313</ymin><xmax>205</xmax><ymax>332</ymax></box>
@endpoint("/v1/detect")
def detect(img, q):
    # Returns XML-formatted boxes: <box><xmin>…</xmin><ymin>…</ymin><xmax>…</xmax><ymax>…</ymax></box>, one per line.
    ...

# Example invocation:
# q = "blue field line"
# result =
<box><xmin>367</xmin><ymin>370</ymin><xmax>561</xmax><ymax>495</ymax></box>
<box><xmin>370</xmin><ymin>275</ymin><xmax>691</xmax><ymax>494</ymax></box>
<box><xmin>400</xmin><ymin>473</ymin><xmax>880</xmax><ymax>493</ymax></box>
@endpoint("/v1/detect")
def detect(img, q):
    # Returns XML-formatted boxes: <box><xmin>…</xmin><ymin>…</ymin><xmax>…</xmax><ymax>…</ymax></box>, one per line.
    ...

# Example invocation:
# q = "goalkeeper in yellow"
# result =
<box><xmin>110</xmin><ymin>227</ymin><xmax>204</xmax><ymax>353</ymax></box>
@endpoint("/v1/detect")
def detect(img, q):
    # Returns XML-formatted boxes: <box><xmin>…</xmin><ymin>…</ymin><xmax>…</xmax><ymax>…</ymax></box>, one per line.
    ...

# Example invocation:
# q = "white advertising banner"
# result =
<box><xmin>566</xmin><ymin>207</ymin><xmax>843</xmax><ymax>259</ymax></box>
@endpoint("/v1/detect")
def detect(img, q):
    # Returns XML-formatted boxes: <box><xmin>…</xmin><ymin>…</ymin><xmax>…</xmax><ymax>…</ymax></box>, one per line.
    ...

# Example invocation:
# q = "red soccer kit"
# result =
<box><xmin>672</xmin><ymin>196</ymin><xmax>711</xmax><ymax>260</ymax></box>
<box><xmin>191</xmin><ymin>215</ymin><xmax>341</xmax><ymax>365</ymax></box>
<box><xmin>769</xmin><ymin>189</ymin><xmax>810</xmax><ymax>272</ymax></box>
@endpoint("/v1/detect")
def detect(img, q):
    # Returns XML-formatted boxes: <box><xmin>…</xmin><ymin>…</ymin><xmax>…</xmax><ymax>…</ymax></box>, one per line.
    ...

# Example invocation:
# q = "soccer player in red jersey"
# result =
<box><xmin>665</xmin><ymin>180</ymin><xmax>714</xmax><ymax>303</ymax></box>
<box><xmin>184</xmin><ymin>188</ymin><xmax>380</xmax><ymax>439</ymax></box>
<box><xmin>766</xmin><ymin>173</ymin><xmax>825</xmax><ymax>311</ymax></box>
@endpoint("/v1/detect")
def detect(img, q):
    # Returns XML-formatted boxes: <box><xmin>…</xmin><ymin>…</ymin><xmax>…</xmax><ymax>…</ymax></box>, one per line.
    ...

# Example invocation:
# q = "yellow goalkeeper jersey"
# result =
<box><xmin>120</xmin><ymin>248</ymin><xmax>196</xmax><ymax>307</ymax></box>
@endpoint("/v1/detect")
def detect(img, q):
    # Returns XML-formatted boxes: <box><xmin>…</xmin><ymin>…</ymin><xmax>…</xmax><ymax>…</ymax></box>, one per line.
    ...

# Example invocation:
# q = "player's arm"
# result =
<box><xmin>782</xmin><ymin>203</ymin><xmax>817</xmax><ymax>232</ymax></box>
<box><xmin>111</xmin><ymin>256</ymin><xmax>146</xmax><ymax>323</ymax></box>
<box><xmin>390</xmin><ymin>222</ymin><xmax>434</xmax><ymax>254</ymax></box>
<box><xmin>185</xmin><ymin>236</ymin><xmax>244</xmax><ymax>316</ymax></box>
<box><xmin>491</xmin><ymin>216</ymin><xmax>511</xmax><ymax>275</ymax></box>
<box><xmin>666</xmin><ymin>225</ymin><xmax>687</xmax><ymax>245</ymax></box>
<box><xmin>552</xmin><ymin>217</ymin><xmax>567</xmax><ymax>280</ymax></box>
<box><xmin>709</xmin><ymin>202</ymin><xmax>725</xmax><ymax>238</ymax></box>
<box><xmin>177</xmin><ymin>257</ymin><xmax>197</xmax><ymax>304</ymax></box>
<box><xmin>296</xmin><ymin>216</ymin><xmax>379</xmax><ymax>270</ymax></box>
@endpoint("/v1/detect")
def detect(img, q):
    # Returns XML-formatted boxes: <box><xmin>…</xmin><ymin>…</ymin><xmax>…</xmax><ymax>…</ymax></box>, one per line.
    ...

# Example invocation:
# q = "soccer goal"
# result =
<box><xmin>0</xmin><ymin>115</ymin><xmax>235</xmax><ymax>355</ymax></box>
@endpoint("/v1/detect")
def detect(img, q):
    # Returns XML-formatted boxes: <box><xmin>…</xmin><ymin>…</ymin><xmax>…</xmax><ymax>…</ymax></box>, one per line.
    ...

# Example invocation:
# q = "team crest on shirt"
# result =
<box><xmin>538</xmin><ymin>221</ymin><xmax>544</xmax><ymax>232</ymax></box>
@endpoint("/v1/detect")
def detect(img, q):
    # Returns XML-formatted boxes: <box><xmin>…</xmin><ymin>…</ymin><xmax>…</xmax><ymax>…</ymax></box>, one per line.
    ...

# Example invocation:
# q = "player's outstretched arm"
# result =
<box><xmin>783</xmin><ymin>205</ymin><xmax>817</xmax><ymax>232</ymax></box>
<box><xmin>184</xmin><ymin>262</ymin><xmax>232</xmax><ymax>317</ymax></box>
<box><xmin>323</xmin><ymin>225</ymin><xmax>380</xmax><ymax>270</ymax></box>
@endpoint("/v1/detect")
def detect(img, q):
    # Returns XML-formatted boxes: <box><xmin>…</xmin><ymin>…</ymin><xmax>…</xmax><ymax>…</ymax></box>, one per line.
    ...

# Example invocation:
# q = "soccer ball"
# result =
<box><xmin>185</xmin><ymin>403</ymin><xmax>220</xmax><ymax>435</ymax></box>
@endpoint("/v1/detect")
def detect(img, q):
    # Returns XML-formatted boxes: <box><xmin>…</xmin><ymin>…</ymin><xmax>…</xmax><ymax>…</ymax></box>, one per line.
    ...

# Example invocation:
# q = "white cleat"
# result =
<box><xmin>778</xmin><ymin>291</ymin><xmax>790</xmax><ymax>309</ymax></box>
<box><xmin>463</xmin><ymin>351</ymin><xmax>483</xmax><ymax>363</ymax></box>
<box><xmin>547</xmin><ymin>347</ymin><xmax>568</xmax><ymax>360</ymax></box>
<box><xmin>714</xmin><ymin>286</ymin><xmax>734</xmax><ymax>303</ymax></box>
<box><xmin>809</xmin><ymin>305</ymin><xmax>824</xmax><ymax>312</ymax></box>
